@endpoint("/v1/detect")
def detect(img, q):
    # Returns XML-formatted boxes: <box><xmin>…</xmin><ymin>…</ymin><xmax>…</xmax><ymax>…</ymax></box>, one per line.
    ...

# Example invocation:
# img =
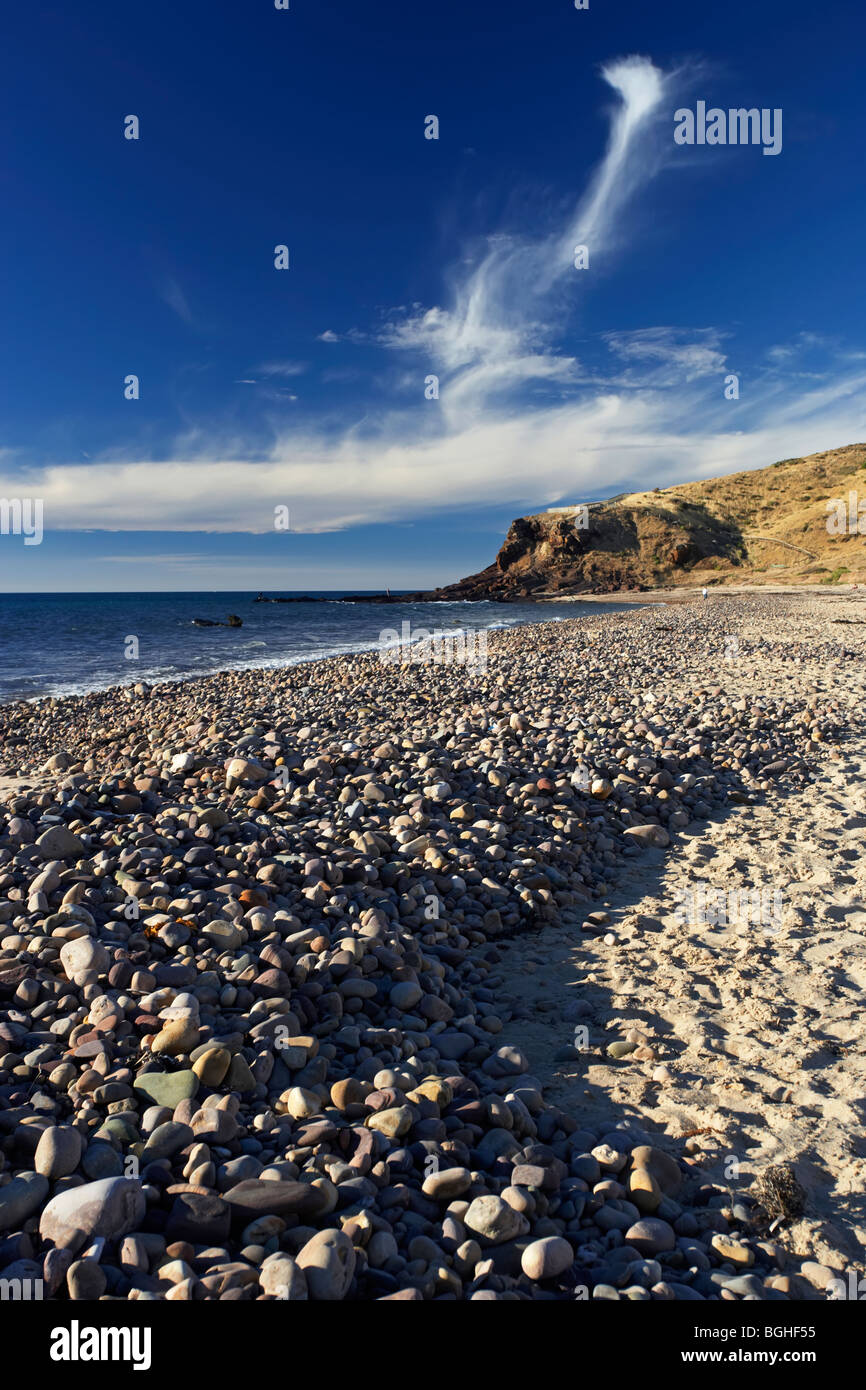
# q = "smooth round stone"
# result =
<box><xmin>59</xmin><ymin>937</ymin><xmax>109</xmax><ymax>982</ymax></box>
<box><xmin>192</xmin><ymin>1046</ymin><xmax>231</xmax><ymax>1087</ymax></box>
<box><xmin>226</xmin><ymin>1053</ymin><xmax>256</xmax><ymax>1092</ymax></box>
<box><xmin>422</xmin><ymin>1167</ymin><xmax>472</xmax><ymax>1201</ymax></box>
<box><xmin>40</xmin><ymin>1178</ymin><xmax>146</xmax><ymax>1249</ymax></box>
<box><xmin>407</xmin><ymin>1077</ymin><xmax>452</xmax><ymax>1108</ymax></box>
<box><xmin>625</xmin><ymin>1218</ymin><xmax>677</xmax><ymax>1255</ymax></box>
<box><xmin>150</xmin><ymin>1018</ymin><xmax>199</xmax><ymax>1057</ymax></box>
<box><xmin>714</xmin><ymin>1273</ymin><xmax>764</xmax><ymax>1297</ymax></box>
<box><xmin>623</xmin><ymin>823</ymin><xmax>670</xmax><ymax>848</ymax></box>
<box><xmin>521</xmin><ymin>1236</ymin><xmax>574</xmax><ymax>1281</ymax></box>
<box><xmin>501</xmin><ymin>1185</ymin><xmax>534</xmax><ymax>1216</ymax></box>
<box><xmin>241</xmin><ymin>1215</ymin><xmax>285</xmax><ymax>1246</ymax></box>
<box><xmin>366</xmin><ymin>1106</ymin><xmax>413</xmax><ymax>1139</ymax></box>
<box><xmin>67</xmin><ymin>1257</ymin><xmax>107</xmax><ymax>1300</ymax></box>
<box><xmin>373</xmin><ymin>1068</ymin><xmax>412</xmax><ymax>1091</ymax></box>
<box><xmin>37</xmin><ymin>825</ymin><xmax>85</xmax><ymax>860</ymax></box>
<box><xmin>630</xmin><ymin>1145</ymin><xmax>683</xmax><ymax>1197</ymax></box>
<box><xmin>82</xmin><ymin>1140</ymin><xmax>123</xmax><ymax>1181</ymax></box>
<box><xmin>34</xmin><ymin>1126</ymin><xmax>84</xmax><ymax>1180</ymax></box>
<box><xmin>140</xmin><ymin>1121</ymin><xmax>194</xmax><ymax>1164</ymax></box>
<box><xmin>0</xmin><ymin>1172</ymin><xmax>50</xmax><ymax>1232</ymax></box>
<box><xmin>282</xmin><ymin>1087</ymin><xmax>321</xmax><ymax>1120</ymax></box>
<box><xmin>296</xmin><ymin>1229</ymin><xmax>356</xmax><ymax>1301</ymax></box>
<box><xmin>389</xmin><ymin>982</ymin><xmax>422</xmax><ymax>1011</ymax></box>
<box><xmin>259</xmin><ymin>1253</ymin><xmax>308</xmax><ymax>1300</ymax></box>
<box><xmin>711</xmin><ymin>1235</ymin><xmax>755</xmax><ymax>1267</ymax></box>
<box><xmin>463</xmin><ymin>1195</ymin><xmax>530</xmax><ymax>1246</ymax></box>
<box><xmin>201</xmin><ymin>920</ymin><xmax>244</xmax><ymax>951</ymax></box>
<box><xmin>330</xmin><ymin>1078</ymin><xmax>366</xmax><ymax>1111</ymax></box>
<box><xmin>142</xmin><ymin>1106</ymin><xmax>173</xmax><ymax>1134</ymax></box>
<box><xmin>133</xmin><ymin>1070</ymin><xmax>199</xmax><ymax>1109</ymax></box>
<box><xmin>481</xmin><ymin>1045</ymin><xmax>529</xmax><ymax>1078</ymax></box>
<box><xmin>629</xmin><ymin>1167</ymin><xmax>662</xmax><ymax>1214</ymax></box>
<box><xmin>223</xmin><ymin>1180</ymin><xmax>329</xmax><ymax>1223</ymax></box>
<box><xmin>367</xmin><ymin>1231</ymin><xmax>399</xmax><ymax>1268</ymax></box>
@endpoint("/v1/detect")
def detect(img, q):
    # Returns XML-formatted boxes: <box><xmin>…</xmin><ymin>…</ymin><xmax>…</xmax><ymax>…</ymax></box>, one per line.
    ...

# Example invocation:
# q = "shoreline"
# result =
<box><xmin>0</xmin><ymin>592</ymin><xmax>862</xmax><ymax>1300</ymax></box>
<box><xmin>543</xmin><ymin>582</ymin><xmax>866</xmax><ymax>604</ymax></box>
<box><xmin>5</xmin><ymin>583</ymin><xmax>863</xmax><ymax>708</ymax></box>
<box><xmin>0</xmin><ymin>598</ymin><xmax>640</xmax><ymax>711</ymax></box>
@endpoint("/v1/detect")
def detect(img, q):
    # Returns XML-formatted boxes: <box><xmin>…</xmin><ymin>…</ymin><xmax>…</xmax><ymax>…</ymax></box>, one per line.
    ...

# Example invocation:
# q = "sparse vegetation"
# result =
<box><xmin>751</xmin><ymin>1165</ymin><xmax>807</xmax><ymax>1227</ymax></box>
<box><xmin>478</xmin><ymin>443</ymin><xmax>866</xmax><ymax>595</ymax></box>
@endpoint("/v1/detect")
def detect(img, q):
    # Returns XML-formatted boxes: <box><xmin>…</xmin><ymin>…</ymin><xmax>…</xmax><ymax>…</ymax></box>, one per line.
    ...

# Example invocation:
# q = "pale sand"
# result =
<box><xmin>2</xmin><ymin>586</ymin><xmax>863</xmax><ymax>1291</ymax></box>
<box><xmin>493</xmin><ymin>590</ymin><xmax>866</xmax><ymax>1274</ymax></box>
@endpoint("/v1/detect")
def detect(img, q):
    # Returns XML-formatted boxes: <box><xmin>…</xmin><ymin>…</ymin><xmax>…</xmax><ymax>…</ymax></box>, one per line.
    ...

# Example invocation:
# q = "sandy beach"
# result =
<box><xmin>0</xmin><ymin>589</ymin><xmax>863</xmax><ymax>1301</ymax></box>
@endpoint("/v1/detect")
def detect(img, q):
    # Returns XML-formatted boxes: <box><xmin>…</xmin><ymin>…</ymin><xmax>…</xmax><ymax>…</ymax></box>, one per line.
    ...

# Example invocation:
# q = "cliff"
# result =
<box><xmin>423</xmin><ymin>442</ymin><xmax>866</xmax><ymax>598</ymax></box>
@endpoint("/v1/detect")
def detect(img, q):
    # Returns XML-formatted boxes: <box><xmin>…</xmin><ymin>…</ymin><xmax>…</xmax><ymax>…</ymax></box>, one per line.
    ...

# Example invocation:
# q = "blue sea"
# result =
<box><xmin>0</xmin><ymin>591</ymin><xmax>636</xmax><ymax>705</ymax></box>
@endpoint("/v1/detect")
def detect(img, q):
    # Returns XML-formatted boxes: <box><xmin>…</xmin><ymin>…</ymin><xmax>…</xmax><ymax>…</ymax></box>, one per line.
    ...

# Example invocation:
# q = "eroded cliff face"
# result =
<box><xmin>423</xmin><ymin>442</ymin><xmax>866</xmax><ymax>599</ymax></box>
<box><xmin>429</xmin><ymin>501</ymin><xmax>746</xmax><ymax>598</ymax></box>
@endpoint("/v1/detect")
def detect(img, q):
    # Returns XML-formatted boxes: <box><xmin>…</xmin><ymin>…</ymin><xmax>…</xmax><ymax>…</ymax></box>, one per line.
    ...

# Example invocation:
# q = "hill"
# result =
<box><xmin>425</xmin><ymin>442</ymin><xmax>866</xmax><ymax>598</ymax></box>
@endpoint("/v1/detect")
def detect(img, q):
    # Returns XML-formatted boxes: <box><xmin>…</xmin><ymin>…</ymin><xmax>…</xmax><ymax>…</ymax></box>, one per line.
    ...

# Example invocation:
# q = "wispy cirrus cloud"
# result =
<box><xmin>377</xmin><ymin>56</ymin><xmax>671</xmax><ymax>418</ymax></box>
<box><xmin>3</xmin><ymin>359</ymin><xmax>864</xmax><ymax>533</ymax></box>
<box><xmin>603</xmin><ymin>327</ymin><xmax>729</xmax><ymax>382</ymax></box>
<box><xmin>3</xmin><ymin>56</ymin><xmax>864</xmax><ymax>539</ymax></box>
<box><xmin>157</xmin><ymin>275</ymin><xmax>195</xmax><ymax>326</ymax></box>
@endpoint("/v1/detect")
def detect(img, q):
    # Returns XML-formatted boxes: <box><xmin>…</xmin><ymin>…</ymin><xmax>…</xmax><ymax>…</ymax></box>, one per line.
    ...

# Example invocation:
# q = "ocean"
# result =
<box><xmin>0</xmin><ymin>592</ymin><xmax>638</xmax><ymax>706</ymax></box>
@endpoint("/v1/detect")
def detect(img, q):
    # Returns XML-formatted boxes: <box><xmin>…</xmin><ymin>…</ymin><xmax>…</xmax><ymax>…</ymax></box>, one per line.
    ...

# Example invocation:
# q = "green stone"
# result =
<box><xmin>133</xmin><ymin>1069</ymin><xmax>199</xmax><ymax>1109</ymax></box>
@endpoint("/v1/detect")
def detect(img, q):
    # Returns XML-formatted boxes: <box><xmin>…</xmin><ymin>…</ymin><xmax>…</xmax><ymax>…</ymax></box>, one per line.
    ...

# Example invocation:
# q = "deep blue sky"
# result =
<box><xmin>1</xmin><ymin>0</ymin><xmax>864</xmax><ymax>590</ymax></box>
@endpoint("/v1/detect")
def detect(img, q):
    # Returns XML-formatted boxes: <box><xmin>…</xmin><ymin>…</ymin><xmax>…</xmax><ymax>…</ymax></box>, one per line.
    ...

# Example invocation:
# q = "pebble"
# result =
<box><xmin>34</xmin><ymin>1125</ymin><xmax>84</xmax><ymax>1179</ymax></box>
<box><xmin>39</xmin><ymin>1178</ymin><xmax>146</xmax><ymax>1249</ymax></box>
<box><xmin>0</xmin><ymin>1173</ymin><xmax>50</xmax><ymax>1232</ymax></box>
<box><xmin>192</xmin><ymin>1046</ymin><xmax>232</xmax><ymax>1086</ymax></box>
<box><xmin>296</xmin><ymin>1229</ymin><xmax>356</xmax><ymax>1301</ymax></box>
<box><xmin>0</xmin><ymin>604</ymin><xmax>834</xmax><ymax>1301</ymax></box>
<box><xmin>464</xmin><ymin>1195</ymin><xmax>531</xmax><ymax>1246</ymax></box>
<box><xmin>67</xmin><ymin>1257</ymin><xmax>108</xmax><ymax>1300</ymax></box>
<box><xmin>422</xmin><ymin>1167</ymin><xmax>472</xmax><ymax>1201</ymax></box>
<box><xmin>133</xmin><ymin>1071</ymin><xmax>199</xmax><ymax>1109</ymax></box>
<box><xmin>521</xmin><ymin>1236</ymin><xmax>574</xmax><ymax>1281</ymax></box>
<box><xmin>260</xmin><ymin>1253</ymin><xmax>308</xmax><ymax>1300</ymax></box>
<box><xmin>624</xmin><ymin>1218</ymin><xmax>677</xmax><ymax>1255</ymax></box>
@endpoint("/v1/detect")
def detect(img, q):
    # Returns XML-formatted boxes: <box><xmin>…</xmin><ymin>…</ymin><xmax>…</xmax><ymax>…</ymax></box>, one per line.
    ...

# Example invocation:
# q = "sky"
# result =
<box><xmin>1</xmin><ymin>0</ymin><xmax>864</xmax><ymax>591</ymax></box>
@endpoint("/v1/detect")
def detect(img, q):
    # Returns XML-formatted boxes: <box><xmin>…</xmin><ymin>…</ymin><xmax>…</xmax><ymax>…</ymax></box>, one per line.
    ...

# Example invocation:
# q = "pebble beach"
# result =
<box><xmin>0</xmin><ymin>590</ymin><xmax>863</xmax><ymax>1302</ymax></box>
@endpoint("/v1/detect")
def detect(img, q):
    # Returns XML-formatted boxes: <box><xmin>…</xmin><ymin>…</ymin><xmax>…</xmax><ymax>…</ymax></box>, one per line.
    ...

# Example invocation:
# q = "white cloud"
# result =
<box><xmin>604</xmin><ymin>327</ymin><xmax>729</xmax><ymax>381</ymax></box>
<box><xmin>374</xmin><ymin>56</ymin><xmax>674</xmax><ymax>424</ymax></box>
<box><xmin>3</xmin><ymin>363</ymin><xmax>863</xmax><ymax>532</ymax></box>
<box><xmin>318</xmin><ymin>330</ymin><xmax>340</xmax><ymax>342</ymax></box>
<box><xmin>3</xmin><ymin>57</ymin><xmax>863</xmax><ymax>541</ymax></box>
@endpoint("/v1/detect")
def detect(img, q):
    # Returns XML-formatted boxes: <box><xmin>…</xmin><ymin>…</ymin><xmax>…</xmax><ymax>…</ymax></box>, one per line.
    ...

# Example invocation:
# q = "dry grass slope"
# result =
<box><xmin>438</xmin><ymin>442</ymin><xmax>866</xmax><ymax>597</ymax></box>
